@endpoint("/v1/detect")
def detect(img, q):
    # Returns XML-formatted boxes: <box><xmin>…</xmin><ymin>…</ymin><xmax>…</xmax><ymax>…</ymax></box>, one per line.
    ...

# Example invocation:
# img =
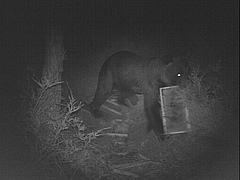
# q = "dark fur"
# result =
<box><xmin>87</xmin><ymin>51</ymin><xmax>188</xmax><ymax>135</ymax></box>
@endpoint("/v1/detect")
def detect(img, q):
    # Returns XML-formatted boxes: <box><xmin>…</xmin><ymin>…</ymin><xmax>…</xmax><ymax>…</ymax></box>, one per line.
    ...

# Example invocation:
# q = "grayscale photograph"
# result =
<box><xmin>1</xmin><ymin>1</ymin><xmax>238</xmax><ymax>179</ymax></box>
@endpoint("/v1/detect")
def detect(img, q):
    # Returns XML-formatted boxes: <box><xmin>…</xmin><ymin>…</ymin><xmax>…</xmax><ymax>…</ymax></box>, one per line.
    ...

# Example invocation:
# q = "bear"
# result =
<box><xmin>85</xmin><ymin>51</ymin><xmax>189</xmax><ymax>137</ymax></box>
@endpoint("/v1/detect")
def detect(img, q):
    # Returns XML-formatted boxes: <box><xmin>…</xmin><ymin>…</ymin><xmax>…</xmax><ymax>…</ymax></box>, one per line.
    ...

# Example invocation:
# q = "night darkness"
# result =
<box><xmin>1</xmin><ymin>0</ymin><xmax>239</xmax><ymax>179</ymax></box>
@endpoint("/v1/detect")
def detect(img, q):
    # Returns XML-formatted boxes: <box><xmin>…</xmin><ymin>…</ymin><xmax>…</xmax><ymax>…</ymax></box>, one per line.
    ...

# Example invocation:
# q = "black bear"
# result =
<box><xmin>86</xmin><ymin>51</ymin><xmax>189</xmax><ymax>136</ymax></box>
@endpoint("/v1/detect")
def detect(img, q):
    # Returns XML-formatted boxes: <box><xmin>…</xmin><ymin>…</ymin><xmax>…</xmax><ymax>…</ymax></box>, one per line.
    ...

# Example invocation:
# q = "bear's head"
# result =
<box><xmin>162</xmin><ymin>54</ymin><xmax>190</xmax><ymax>88</ymax></box>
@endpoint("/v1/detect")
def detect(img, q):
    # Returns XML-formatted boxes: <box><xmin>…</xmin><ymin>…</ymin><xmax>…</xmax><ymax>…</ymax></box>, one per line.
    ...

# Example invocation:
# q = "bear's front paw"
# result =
<box><xmin>82</xmin><ymin>102</ymin><xmax>105</xmax><ymax>118</ymax></box>
<box><xmin>91</xmin><ymin>108</ymin><xmax>104</xmax><ymax>118</ymax></box>
<box><xmin>154</xmin><ymin>131</ymin><xmax>171</xmax><ymax>142</ymax></box>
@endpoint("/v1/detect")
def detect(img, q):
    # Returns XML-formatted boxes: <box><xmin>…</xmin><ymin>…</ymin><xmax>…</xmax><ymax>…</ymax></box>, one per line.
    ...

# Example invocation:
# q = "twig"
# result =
<box><xmin>138</xmin><ymin>153</ymin><xmax>151</xmax><ymax>161</ymax></box>
<box><xmin>113</xmin><ymin>160</ymin><xmax>162</xmax><ymax>170</ymax></box>
<box><xmin>105</xmin><ymin>133</ymin><xmax>128</xmax><ymax>137</ymax></box>
<box><xmin>113</xmin><ymin>169</ymin><xmax>139</xmax><ymax>178</ymax></box>
<box><xmin>113</xmin><ymin>161</ymin><xmax>151</xmax><ymax>169</ymax></box>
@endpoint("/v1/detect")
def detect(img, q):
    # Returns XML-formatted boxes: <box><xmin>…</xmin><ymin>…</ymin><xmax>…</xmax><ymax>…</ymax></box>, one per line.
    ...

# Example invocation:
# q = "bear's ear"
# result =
<box><xmin>162</xmin><ymin>55</ymin><xmax>174</xmax><ymax>64</ymax></box>
<box><xmin>181</xmin><ymin>49</ymin><xmax>193</xmax><ymax>65</ymax></box>
<box><xmin>183</xmin><ymin>49</ymin><xmax>193</xmax><ymax>60</ymax></box>
<box><xmin>165</xmin><ymin>61</ymin><xmax>173</xmax><ymax>71</ymax></box>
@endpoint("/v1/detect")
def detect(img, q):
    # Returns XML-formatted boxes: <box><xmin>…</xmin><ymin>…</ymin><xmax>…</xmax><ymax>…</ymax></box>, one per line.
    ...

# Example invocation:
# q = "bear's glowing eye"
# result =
<box><xmin>177</xmin><ymin>73</ymin><xmax>181</xmax><ymax>77</ymax></box>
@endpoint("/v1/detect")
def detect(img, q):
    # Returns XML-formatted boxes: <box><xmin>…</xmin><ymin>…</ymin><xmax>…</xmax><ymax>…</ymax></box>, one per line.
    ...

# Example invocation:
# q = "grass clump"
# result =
<box><xmin>21</xmin><ymin>30</ymin><xmax>109</xmax><ymax>179</ymax></box>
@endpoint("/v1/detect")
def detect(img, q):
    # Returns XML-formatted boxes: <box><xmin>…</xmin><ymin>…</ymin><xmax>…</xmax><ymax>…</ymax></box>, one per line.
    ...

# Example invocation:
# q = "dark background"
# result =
<box><xmin>2</xmin><ymin>0</ymin><xmax>238</xmax><ymax>99</ymax></box>
<box><xmin>1</xmin><ymin>0</ymin><xmax>239</xmax><ymax>179</ymax></box>
<box><xmin>2</xmin><ymin>1</ymin><xmax>239</xmax><ymax>73</ymax></box>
